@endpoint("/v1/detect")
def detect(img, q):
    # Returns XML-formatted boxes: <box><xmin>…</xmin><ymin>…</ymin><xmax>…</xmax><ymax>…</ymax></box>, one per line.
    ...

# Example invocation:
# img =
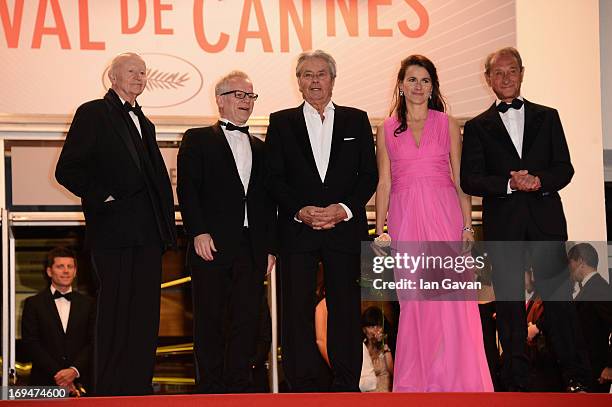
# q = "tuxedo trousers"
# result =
<box><xmin>280</xmin><ymin>248</ymin><xmax>362</xmax><ymax>392</ymax></box>
<box><xmin>90</xmin><ymin>245</ymin><xmax>163</xmax><ymax>396</ymax></box>
<box><xmin>191</xmin><ymin>228</ymin><xmax>265</xmax><ymax>393</ymax></box>
<box><xmin>489</xmin><ymin>221</ymin><xmax>588</xmax><ymax>390</ymax></box>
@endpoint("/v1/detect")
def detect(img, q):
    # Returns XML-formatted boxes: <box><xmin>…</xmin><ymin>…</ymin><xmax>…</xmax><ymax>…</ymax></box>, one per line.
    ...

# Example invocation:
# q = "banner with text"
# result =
<box><xmin>1</xmin><ymin>0</ymin><xmax>515</xmax><ymax>118</ymax></box>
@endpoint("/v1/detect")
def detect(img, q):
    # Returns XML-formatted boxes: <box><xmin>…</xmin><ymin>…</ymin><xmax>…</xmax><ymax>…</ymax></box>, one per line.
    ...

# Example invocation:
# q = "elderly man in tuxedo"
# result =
<box><xmin>21</xmin><ymin>247</ymin><xmax>95</xmax><ymax>396</ymax></box>
<box><xmin>177</xmin><ymin>71</ymin><xmax>276</xmax><ymax>393</ymax></box>
<box><xmin>460</xmin><ymin>47</ymin><xmax>588</xmax><ymax>392</ymax></box>
<box><xmin>265</xmin><ymin>50</ymin><xmax>378</xmax><ymax>392</ymax></box>
<box><xmin>568</xmin><ymin>243</ymin><xmax>612</xmax><ymax>392</ymax></box>
<box><xmin>55</xmin><ymin>52</ymin><xmax>176</xmax><ymax>395</ymax></box>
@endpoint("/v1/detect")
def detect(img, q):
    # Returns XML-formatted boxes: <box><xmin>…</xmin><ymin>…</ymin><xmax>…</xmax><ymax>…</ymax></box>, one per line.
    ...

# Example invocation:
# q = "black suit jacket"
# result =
<box><xmin>574</xmin><ymin>273</ymin><xmax>612</xmax><ymax>378</ymax></box>
<box><xmin>177</xmin><ymin>123</ymin><xmax>276</xmax><ymax>270</ymax></box>
<box><xmin>265</xmin><ymin>103</ymin><xmax>377</xmax><ymax>253</ymax></box>
<box><xmin>55</xmin><ymin>89</ymin><xmax>176</xmax><ymax>249</ymax></box>
<box><xmin>21</xmin><ymin>289</ymin><xmax>95</xmax><ymax>387</ymax></box>
<box><xmin>460</xmin><ymin>100</ymin><xmax>574</xmax><ymax>240</ymax></box>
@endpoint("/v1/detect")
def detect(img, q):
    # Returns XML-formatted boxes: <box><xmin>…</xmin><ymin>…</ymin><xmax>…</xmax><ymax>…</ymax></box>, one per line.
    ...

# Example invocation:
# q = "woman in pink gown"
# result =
<box><xmin>374</xmin><ymin>55</ymin><xmax>493</xmax><ymax>392</ymax></box>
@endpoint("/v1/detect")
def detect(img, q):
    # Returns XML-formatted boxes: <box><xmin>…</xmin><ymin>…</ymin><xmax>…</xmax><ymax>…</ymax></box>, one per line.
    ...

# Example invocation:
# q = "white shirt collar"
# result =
<box><xmin>303</xmin><ymin>100</ymin><xmax>335</xmax><ymax>115</ymax></box>
<box><xmin>495</xmin><ymin>95</ymin><xmax>524</xmax><ymax>107</ymax></box>
<box><xmin>219</xmin><ymin>117</ymin><xmax>247</xmax><ymax>127</ymax></box>
<box><xmin>50</xmin><ymin>285</ymin><xmax>72</xmax><ymax>295</ymax></box>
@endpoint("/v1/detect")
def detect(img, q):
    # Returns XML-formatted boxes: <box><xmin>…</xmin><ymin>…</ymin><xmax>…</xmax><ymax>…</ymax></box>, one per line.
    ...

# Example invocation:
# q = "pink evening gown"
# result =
<box><xmin>384</xmin><ymin>110</ymin><xmax>493</xmax><ymax>392</ymax></box>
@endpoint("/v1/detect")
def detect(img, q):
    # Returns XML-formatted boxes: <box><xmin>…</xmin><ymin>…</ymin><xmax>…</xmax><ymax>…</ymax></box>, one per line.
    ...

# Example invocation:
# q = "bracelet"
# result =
<box><xmin>462</xmin><ymin>227</ymin><xmax>474</xmax><ymax>233</ymax></box>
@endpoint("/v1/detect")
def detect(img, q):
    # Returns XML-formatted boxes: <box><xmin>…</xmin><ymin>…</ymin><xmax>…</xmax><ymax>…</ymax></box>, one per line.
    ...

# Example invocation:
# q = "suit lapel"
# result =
<box><xmin>482</xmin><ymin>103</ymin><xmax>520</xmax><ymax>160</ymax></box>
<box><xmin>44</xmin><ymin>290</ymin><xmax>66</xmax><ymax>337</ymax></box>
<box><xmin>246</xmin><ymin>134</ymin><xmax>258</xmax><ymax>195</ymax></box>
<box><xmin>575</xmin><ymin>273</ymin><xmax>608</xmax><ymax>302</ymax></box>
<box><xmin>521</xmin><ymin>99</ymin><xmax>545</xmax><ymax>158</ymax></box>
<box><xmin>65</xmin><ymin>293</ymin><xmax>82</xmax><ymax>336</ymax></box>
<box><xmin>103</xmin><ymin>90</ymin><xmax>142</xmax><ymax>171</ymax></box>
<box><xmin>292</xmin><ymin>105</ymin><xmax>320</xmax><ymax>179</ymax></box>
<box><xmin>214</xmin><ymin>122</ymin><xmax>245</xmax><ymax>193</ymax></box>
<box><xmin>325</xmin><ymin>103</ymin><xmax>345</xmax><ymax>183</ymax></box>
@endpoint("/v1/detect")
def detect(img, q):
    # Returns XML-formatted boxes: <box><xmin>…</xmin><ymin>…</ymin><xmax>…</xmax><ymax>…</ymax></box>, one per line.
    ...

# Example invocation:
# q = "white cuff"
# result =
<box><xmin>69</xmin><ymin>366</ymin><xmax>80</xmax><ymax>378</ymax></box>
<box><xmin>338</xmin><ymin>203</ymin><xmax>353</xmax><ymax>221</ymax></box>
<box><xmin>506</xmin><ymin>179</ymin><xmax>515</xmax><ymax>194</ymax></box>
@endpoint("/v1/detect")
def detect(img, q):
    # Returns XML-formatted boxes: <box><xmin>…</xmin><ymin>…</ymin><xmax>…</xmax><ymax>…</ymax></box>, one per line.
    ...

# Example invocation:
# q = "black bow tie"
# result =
<box><xmin>123</xmin><ymin>101</ymin><xmax>142</xmax><ymax>115</ymax></box>
<box><xmin>53</xmin><ymin>290</ymin><xmax>73</xmax><ymax>301</ymax></box>
<box><xmin>496</xmin><ymin>98</ymin><xmax>524</xmax><ymax>113</ymax></box>
<box><xmin>221</xmin><ymin>121</ymin><xmax>250</xmax><ymax>135</ymax></box>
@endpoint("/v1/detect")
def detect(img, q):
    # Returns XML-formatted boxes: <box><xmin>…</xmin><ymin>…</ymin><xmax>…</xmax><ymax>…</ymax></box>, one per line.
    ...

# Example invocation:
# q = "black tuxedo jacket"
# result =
<box><xmin>21</xmin><ymin>289</ymin><xmax>95</xmax><ymax>387</ymax></box>
<box><xmin>55</xmin><ymin>89</ymin><xmax>176</xmax><ymax>249</ymax></box>
<box><xmin>265</xmin><ymin>103</ymin><xmax>377</xmax><ymax>253</ymax></box>
<box><xmin>177</xmin><ymin>123</ymin><xmax>276</xmax><ymax>271</ymax></box>
<box><xmin>574</xmin><ymin>273</ymin><xmax>612</xmax><ymax>377</ymax></box>
<box><xmin>460</xmin><ymin>100</ymin><xmax>574</xmax><ymax>240</ymax></box>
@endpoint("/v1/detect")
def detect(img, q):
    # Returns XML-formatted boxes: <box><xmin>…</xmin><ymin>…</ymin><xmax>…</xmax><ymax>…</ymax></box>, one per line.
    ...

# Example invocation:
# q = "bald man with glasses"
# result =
<box><xmin>177</xmin><ymin>70</ymin><xmax>276</xmax><ymax>393</ymax></box>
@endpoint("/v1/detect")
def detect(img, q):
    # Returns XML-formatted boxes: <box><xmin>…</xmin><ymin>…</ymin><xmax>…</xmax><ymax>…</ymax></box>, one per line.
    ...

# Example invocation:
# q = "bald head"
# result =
<box><xmin>108</xmin><ymin>52</ymin><xmax>147</xmax><ymax>104</ymax></box>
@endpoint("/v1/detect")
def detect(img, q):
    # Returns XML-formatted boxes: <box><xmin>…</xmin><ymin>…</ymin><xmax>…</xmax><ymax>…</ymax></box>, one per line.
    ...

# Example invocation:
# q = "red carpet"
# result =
<box><xmin>2</xmin><ymin>392</ymin><xmax>610</xmax><ymax>406</ymax></box>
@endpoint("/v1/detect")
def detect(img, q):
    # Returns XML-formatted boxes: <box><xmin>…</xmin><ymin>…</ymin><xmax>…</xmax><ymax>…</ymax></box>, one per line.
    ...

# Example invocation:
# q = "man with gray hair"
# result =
<box><xmin>56</xmin><ymin>52</ymin><xmax>176</xmax><ymax>395</ymax></box>
<box><xmin>178</xmin><ymin>71</ymin><xmax>276</xmax><ymax>393</ymax></box>
<box><xmin>265</xmin><ymin>50</ymin><xmax>377</xmax><ymax>391</ymax></box>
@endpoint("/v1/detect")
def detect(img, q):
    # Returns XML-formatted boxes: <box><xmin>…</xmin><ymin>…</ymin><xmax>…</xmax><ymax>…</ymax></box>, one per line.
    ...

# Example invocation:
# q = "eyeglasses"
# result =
<box><xmin>220</xmin><ymin>90</ymin><xmax>259</xmax><ymax>100</ymax></box>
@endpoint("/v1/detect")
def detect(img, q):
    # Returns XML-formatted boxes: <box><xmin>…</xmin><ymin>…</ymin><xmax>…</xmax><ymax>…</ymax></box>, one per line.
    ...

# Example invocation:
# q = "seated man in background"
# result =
<box><xmin>21</xmin><ymin>247</ymin><xmax>96</xmax><ymax>395</ymax></box>
<box><xmin>568</xmin><ymin>243</ymin><xmax>612</xmax><ymax>392</ymax></box>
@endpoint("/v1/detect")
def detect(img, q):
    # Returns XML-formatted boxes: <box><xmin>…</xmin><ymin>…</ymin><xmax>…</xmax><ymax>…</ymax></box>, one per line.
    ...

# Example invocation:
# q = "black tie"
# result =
<box><xmin>496</xmin><ymin>98</ymin><xmax>524</xmax><ymax>113</ymax></box>
<box><xmin>222</xmin><ymin>121</ymin><xmax>250</xmax><ymax>135</ymax></box>
<box><xmin>53</xmin><ymin>290</ymin><xmax>73</xmax><ymax>301</ymax></box>
<box><xmin>123</xmin><ymin>101</ymin><xmax>143</xmax><ymax>115</ymax></box>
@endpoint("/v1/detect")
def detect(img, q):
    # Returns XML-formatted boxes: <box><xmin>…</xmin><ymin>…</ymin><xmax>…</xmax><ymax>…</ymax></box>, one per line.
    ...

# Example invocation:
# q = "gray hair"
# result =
<box><xmin>108</xmin><ymin>52</ymin><xmax>143</xmax><ymax>78</ymax></box>
<box><xmin>215</xmin><ymin>71</ymin><xmax>251</xmax><ymax>96</ymax></box>
<box><xmin>484</xmin><ymin>47</ymin><xmax>523</xmax><ymax>75</ymax></box>
<box><xmin>295</xmin><ymin>50</ymin><xmax>337</xmax><ymax>79</ymax></box>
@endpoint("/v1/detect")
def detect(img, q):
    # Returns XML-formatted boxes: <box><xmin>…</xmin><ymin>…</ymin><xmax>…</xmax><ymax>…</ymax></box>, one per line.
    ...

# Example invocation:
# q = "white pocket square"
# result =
<box><xmin>343</xmin><ymin>137</ymin><xmax>356</xmax><ymax>141</ymax></box>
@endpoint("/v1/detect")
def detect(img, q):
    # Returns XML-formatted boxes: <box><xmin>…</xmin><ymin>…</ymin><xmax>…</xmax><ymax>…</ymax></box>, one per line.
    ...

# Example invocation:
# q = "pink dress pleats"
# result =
<box><xmin>385</xmin><ymin>111</ymin><xmax>493</xmax><ymax>392</ymax></box>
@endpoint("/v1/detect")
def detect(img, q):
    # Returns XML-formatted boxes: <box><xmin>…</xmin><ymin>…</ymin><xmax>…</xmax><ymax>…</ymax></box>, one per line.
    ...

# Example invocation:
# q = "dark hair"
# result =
<box><xmin>568</xmin><ymin>243</ymin><xmax>599</xmax><ymax>269</ymax></box>
<box><xmin>390</xmin><ymin>55</ymin><xmax>446</xmax><ymax>137</ymax></box>
<box><xmin>46</xmin><ymin>246</ymin><xmax>77</xmax><ymax>270</ymax></box>
<box><xmin>361</xmin><ymin>306</ymin><xmax>385</xmax><ymax>327</ymax></box>
<box><xmin>44</xmin><ymin>246</ymin><xmax>77</xmax><ymax>285</ymax></box>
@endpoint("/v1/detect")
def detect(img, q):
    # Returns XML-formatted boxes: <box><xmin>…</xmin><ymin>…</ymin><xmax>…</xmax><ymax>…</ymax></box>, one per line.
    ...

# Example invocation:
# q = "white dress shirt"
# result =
<box><xmin>498</xmin><ymin>96</ymin><xmax>525</xmax><ymax>194</ymax></box>
<box><xmin>118</xmin><ymin>95</ymin><xmax>142</xmax><ymax>137</ymax></box>
<box><xmin>50</xmin><ymin>285</ymin><xmax>81</xmax><ymax>378</ymax></box>
<box><xmin>50</xmin><ymin>285</ymin><xmax>71</xmax><ymax>333</ymax></box>
<box><xmin>220</xmin><ymin>118</ymin><xmax>252</xmax><ymax>227</ymax></box>
<box><xmin>303</xmin><ymin>101</ymin><xmax>335</xmax><ymax>182</ymax></box>
<box><xmin>298</xmin><ymin>101</ymin><xmax>352</xmax><ymax>221</ymax></box>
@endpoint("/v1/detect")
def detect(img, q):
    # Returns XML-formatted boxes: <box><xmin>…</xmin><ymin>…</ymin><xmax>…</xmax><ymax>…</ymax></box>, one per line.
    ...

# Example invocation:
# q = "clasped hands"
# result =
<box><xmin>298</xmin><ymin>204</ymin><xmax>347</xmax><ymax>230</ymax></box>
<box><xmin>509</xmin><ymin>170</ymin><xmax>541</xmax><ymax>192</ymax></box>
<box><xmin>54</xmin><ymin>368</ymin><xmax>80</xmax><ymax>396</ymax></box>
